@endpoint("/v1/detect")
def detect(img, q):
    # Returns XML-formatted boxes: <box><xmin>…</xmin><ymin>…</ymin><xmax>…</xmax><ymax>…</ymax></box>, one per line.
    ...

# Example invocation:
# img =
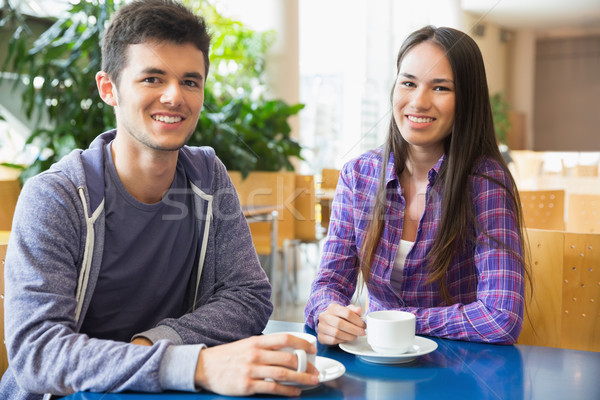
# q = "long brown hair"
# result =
<box><xmin>360</xmin><ymin>26</ymin><xmax>528</xmax><ymax>305</ymax></box>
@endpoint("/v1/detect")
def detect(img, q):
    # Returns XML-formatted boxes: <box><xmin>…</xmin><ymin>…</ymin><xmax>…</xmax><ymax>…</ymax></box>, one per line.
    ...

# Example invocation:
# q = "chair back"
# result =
<box><xmin>229</xmin><ymin>171</ymin><xmax>295</xmax><ymax>254</ymax></box>
<box><xmin>567</xmin><ymin>193</ymin><xmax>600</xmax><ymax>233</ymax></box>
<box><xmin>1</xmin><ymin>243</ymin><xmax>8</xmax><ymax>375</ymax></box>
<box><xmin>575</xmin><ymin>164</ymin><xmax>599</xmax><ymax>177</ymax></box>
<box><xmin>518</xmin><ymin>229</ymin><xmax>600</xmax><ymax>352</ymax></box>
<box><xmin>293</xmin><ymin>175</ymin><xmax>317</xmax><ymax>242</ymax></box>
<box><xmin>320</xmin><ymin>168</ymin><xmax>340</xmax><ymax>190</ymax></box>
<box><xmin>518</xmin><ymin>229</ymin><xmax>563</xmax><ymax>348</ymax></box>
<box><xmin>0</xmin><ymin>179</ymin><xmax>21</xmax><ymax>231</ymax></box>
<box><xmin>509</xmin><ymin>150</ymin><xmax>544</xmax><ymax>186</ymax></box>
<box><xmin>519</xmin><ymin>189</ymin><xmax>565</xmax><ymax>230</ymax></box>
<box><xmin>562</xmin><ymin>231</ymin><xmax>600</xmax><ymax>351</ymax></box>
<box><xmin>319</xmin><ymin>169</ymin><xmax>339</xmax><ymax>233</ymax></box>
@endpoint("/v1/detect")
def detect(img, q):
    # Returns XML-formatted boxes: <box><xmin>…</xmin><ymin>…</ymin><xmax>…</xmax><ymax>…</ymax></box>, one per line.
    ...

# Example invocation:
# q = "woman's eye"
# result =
<box><xmin>401</xmin><ymin>81</ymin><xmax>416</xmax><ymax>88</ymax></box>
<box><xmin>434</xmin><ymin>86</ymin><xmax>451</xmax><ymax>91</ymax></box>
<box><xmin>143</xmin><ymin>77</ymin><xmax>158</xmax><ymax>84</ymax></box>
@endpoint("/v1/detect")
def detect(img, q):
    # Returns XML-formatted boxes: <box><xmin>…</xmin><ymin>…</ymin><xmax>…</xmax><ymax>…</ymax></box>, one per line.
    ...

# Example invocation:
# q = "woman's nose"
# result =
<box><xmin>409</xmin><ymin>87</ymin><xmax>431</xmax><ymax>110</ymax></box>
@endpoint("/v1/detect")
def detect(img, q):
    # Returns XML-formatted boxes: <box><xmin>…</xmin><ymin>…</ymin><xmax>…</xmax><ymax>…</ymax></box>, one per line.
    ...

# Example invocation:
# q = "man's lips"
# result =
<box><xmin>152</xmin><ymin>114</ymin><xmax>184</xmax><ymax>124</ymax></box>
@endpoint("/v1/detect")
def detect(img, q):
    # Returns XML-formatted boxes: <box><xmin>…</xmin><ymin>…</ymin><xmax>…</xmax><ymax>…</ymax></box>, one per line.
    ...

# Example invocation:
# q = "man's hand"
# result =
<box><xmin>317</xmin><ymin>303</ymin><xmax>366</xmax><ymax>345</ymax></box>
<box><xmin>194</xmin><ymin>333</ymin><xmax>319</xmax><ymax>397</ymax></box>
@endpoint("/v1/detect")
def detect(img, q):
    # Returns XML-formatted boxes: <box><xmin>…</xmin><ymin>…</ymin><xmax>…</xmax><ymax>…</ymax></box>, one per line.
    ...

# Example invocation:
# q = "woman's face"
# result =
<box><xmin>392</xmin><ymin>41</ymin><xmax>455</xmax><ymax>157</ymax></box>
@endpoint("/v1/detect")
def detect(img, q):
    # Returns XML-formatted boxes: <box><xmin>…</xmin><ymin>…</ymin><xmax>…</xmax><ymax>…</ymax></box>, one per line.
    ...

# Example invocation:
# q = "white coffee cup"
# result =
<box><xmin>264</xmin><ymin>331</ymin><xmax>317</xmax><ymax>385</ymax></box>
<box><xmin>277</xmin><ymin>331</ymin><xmax>317</xmax><ymax>368</ymax></box>
<box><xmin>366</xmin><ymin>310</ymin><xmax>416</xmax><ymax>354</ymax></box>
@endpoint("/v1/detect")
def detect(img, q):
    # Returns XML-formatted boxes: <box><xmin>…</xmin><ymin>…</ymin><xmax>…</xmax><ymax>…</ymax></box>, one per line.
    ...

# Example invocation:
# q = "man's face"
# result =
<box><xmin>104</xmin><ymin>41</ymin><xmax>206</xmax><ymax>152</ymax></box>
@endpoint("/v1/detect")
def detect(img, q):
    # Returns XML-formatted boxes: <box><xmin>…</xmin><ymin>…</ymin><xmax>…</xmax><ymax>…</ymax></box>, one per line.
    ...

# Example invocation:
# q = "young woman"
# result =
<box><xmin>305</xmin><ymin>25</ymin><xmax>528</xmax><ymax>345</ymax></box>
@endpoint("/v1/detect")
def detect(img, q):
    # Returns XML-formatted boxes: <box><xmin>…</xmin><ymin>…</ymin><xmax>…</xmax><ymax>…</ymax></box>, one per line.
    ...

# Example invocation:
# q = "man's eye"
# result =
<box><xmin>143</xmin><ymin>77</ymin><xmax>158</xmax><ymax>83</ymax></box>
<box><xmin>183</xmin><ymin>80</ymin><xmax>199</xmax><ymax>88</ymax></box>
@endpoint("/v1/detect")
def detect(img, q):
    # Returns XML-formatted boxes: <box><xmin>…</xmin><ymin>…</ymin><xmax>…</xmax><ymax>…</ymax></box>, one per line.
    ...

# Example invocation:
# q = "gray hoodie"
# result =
<box><xmin>0</xmin><ymin>130</ymin><xmax>272</xmax><ymax>399</ymax></box>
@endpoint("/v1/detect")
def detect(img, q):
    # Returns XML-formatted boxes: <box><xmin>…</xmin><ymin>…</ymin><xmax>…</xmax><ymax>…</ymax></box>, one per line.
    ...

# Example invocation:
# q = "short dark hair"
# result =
<box><xmin>101</xmin><ymin>0</ymin><xmax>211</xmax><ymax>85</ymax></box>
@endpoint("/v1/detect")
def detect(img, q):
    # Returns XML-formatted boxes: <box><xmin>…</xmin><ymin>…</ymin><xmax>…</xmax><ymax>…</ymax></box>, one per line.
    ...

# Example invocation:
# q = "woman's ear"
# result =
<box><xmin>96</xmin><ymin>71</ymin><xmax>118</xmax><ymax>106</ymax></box>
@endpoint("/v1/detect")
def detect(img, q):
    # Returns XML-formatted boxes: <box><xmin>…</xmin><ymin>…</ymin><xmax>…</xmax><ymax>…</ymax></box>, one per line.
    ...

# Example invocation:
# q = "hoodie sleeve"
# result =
<box><xmin>3</xmin><ymin>170</ymin><xmax>192</xmax><ymax>396</ymax></box>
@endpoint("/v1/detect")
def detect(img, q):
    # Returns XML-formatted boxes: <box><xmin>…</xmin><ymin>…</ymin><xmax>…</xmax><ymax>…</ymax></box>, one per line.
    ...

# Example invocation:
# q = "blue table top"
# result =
<box><xmin>63</xmin><ymin>320</ymin><xmax>600</xmax><ymax>400</ymax></box>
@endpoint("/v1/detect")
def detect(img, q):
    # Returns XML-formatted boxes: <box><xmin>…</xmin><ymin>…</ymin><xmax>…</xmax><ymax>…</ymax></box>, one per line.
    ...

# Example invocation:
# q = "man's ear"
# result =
<box><xmin>96</xmin><ymin>71</ymin><xmax>118</xmax><ymax>106</ymax></box>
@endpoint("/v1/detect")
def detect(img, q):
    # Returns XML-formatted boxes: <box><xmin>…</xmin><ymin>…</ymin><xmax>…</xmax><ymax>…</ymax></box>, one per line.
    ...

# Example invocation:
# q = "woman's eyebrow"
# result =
<box><xmin>399</xmin><ymin>72</ymin><xmax>417</xmax><ymax>80</ymax></box>
<box><xmin>432</xmin><ymin>78</ymin><xmax>454</xmax><ymax>84</ymax></box>
<box><xmin>399</xmin><ymin>72</ymin><xmax>453</xmax><ymax>84</ymax></box>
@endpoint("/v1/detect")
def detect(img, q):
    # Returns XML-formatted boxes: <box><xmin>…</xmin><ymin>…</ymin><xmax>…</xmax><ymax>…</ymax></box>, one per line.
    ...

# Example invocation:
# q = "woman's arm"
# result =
<box><xmin>405</xmin><ymin>162</ymin><xmax>525</xmax><ymax>344</ymax></box>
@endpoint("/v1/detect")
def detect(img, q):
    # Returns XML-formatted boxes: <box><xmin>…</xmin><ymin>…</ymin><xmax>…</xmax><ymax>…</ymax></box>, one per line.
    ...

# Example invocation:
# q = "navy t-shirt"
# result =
<box><xmin>80</xmin><ymin>143</ymin><xmax>198</xmax><ymax>342</ymax></box>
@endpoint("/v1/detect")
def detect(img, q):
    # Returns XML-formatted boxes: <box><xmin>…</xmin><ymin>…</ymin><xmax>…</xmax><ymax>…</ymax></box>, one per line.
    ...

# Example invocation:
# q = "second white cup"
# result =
<box><xmin>366</xmin><ymin>310</ymin><xmax>416</xmax><ymax>354</ymax></box>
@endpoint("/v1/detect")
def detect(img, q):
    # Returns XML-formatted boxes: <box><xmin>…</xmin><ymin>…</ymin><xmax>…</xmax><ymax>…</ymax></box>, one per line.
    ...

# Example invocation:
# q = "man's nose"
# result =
<box><xmin>160</xmin><ymin>81</ymin><xmax>183</xmax><ymax>106</ymax></box>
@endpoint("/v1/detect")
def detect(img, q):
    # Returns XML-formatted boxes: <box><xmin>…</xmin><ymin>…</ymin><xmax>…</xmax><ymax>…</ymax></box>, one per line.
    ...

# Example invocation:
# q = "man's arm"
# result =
<box><xmin>4</xmin><ymin>172</ymin><xmax>178</xmax><ymax>395</ymax></box>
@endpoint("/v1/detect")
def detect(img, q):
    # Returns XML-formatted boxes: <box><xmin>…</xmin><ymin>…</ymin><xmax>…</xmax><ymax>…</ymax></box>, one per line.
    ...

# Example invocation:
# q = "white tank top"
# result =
<box><xmin>390</xmin><ymin>239</ymin><xmax>414</xmax><ymax>290</ymax></box>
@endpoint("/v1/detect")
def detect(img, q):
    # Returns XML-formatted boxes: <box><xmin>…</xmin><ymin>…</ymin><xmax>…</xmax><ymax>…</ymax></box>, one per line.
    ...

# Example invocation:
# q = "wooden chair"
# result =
<box><xmin>0</xmin><ymin>179</ymin><xmax>21</xmax><ymax>231</ymax></box>
<box><xmin>509</xmin><ymin>150</ymin><xmax>544</xmax><ymax>187</ymax></box>
<box><xmin>574</xmin><ymin>164</ymin><xmax>599</xmax><ymax>177</ymax></box>
<box><xmin>518</xmin><ymin>229</ymin><xmax>563</xmax><ymax>348</ymax></box>
<box><xmin>519</xmin><ymin>189</ymin><xmax>565</xmax><ymax>230</ymax></box>
<box><xmin>282</xmin><ymin>175</ymin><xmax>323</xmax><ymax>317</ymax></box>
<box><xmin>1</xmin><ymin>243</ymin><xmax>8</xmax><ymax>375</ymax></box>
<box><xmin>561</xmin><ymin>231</ymin><xmax>600</xmax><ymax>351</ymax></box>
<box><xmin>567</xmin><ymin>193</ymin><xmax>600</xmax><ymax>233</ymax></box>
<box><xmin>320</xmin><ymin>168</ymin><xmax>340</xmax><ymax>191</ymax></box>
<box><xmin>319</xmin><ymin>168</ymin><xmax>340</xmax><ymax>232</ymax></box>
<box><xmin>518</xmin><ymin>229</ymin><xmax>600</xmax><ymax>352</ymax></box>
<box><xmin>228</xmin><ymin>171</ymin><xmax>295</xmax><ymax>254</ymax></box>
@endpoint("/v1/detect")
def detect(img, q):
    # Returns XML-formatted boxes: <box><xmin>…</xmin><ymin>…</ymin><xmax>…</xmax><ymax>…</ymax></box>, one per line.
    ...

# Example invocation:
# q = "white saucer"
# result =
<box><xmin>281</xmin><ymin>355</ymin><xmax>345</xmax><ymax>390</ymax></box>
<box><xmin>339</xmin><ymin>336</ymin><xmax>438</xmax><ymax>364</ymax></box>
<box><xmin>316</xmin><ymin>356</ymin><xmax>345</xmax><ymax>382</ymax></box>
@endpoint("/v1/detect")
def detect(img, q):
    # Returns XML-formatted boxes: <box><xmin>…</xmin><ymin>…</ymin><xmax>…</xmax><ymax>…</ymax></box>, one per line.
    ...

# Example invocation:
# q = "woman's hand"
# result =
<box><xmin>194</xmin><ymin>333</ymin><xmax>319</xmax><ymax>397</ymax></box>
<box><xmin>317</xmin><ymin>303</ymin><xmax>366</xmax><ymax>345</ymax></box>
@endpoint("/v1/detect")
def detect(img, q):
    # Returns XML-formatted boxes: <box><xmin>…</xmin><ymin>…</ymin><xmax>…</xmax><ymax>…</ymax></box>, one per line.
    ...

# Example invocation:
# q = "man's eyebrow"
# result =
<box><xmin>141</xmin><ymin>67</ymin><xmax>167</xmax><ymax>75</ymax></box>
<box><xmin>182</xmin><ymin>72</ymin><xmax>205</xmax><ymax>82</ymax></box>
<box><xmin>140</xmin><ymin>68</ymin><xmax>204</xmax><ymax>82</ymax></box>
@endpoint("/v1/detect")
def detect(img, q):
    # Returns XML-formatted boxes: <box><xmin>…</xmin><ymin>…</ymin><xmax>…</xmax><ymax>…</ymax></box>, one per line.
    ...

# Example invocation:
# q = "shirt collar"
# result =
<box><xmin>385</xmin><ymin>151</ymin><xmax>446</xmax><ymax>185</ymax></box>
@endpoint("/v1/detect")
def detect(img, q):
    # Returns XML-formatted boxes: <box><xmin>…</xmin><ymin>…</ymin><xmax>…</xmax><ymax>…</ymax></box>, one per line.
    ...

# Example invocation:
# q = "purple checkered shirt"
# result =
<box><xmin>305</xmin><ymin>149</ymin><xmax>525</xmax><ymax>344</ymax></box>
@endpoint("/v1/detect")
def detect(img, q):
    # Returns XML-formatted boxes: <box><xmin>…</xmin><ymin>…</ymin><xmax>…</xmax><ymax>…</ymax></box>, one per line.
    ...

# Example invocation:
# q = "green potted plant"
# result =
<box><xmin>489</xmin><ymin>92</ymin><xmax>514</xmax><ymax>165</ymax></box>
<box><xmin>189</xmin><ymin>0</ymin><xmax>304</xmax><ymax>178</ymax></box>
<box><xmin>490</xmin><ymin>92</ymin><xmax>512</xmax><ymax>146</ymax></box>
<box><xmin>1</xmin><ymin>0</ymin><xmax>304</xmax><ymax>181</ymax></box>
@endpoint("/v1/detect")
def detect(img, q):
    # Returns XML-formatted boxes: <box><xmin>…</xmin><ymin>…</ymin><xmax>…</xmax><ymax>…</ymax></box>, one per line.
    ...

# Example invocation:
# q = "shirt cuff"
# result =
<box><xmin>132</xmin><ymin>325</ymin><xmax>183</xmax><ymax>345</ymax></box>
<box><xmin>159</xmin><ymin>344</ymin><xmax>206</xmax><ymax>392</ymax></box>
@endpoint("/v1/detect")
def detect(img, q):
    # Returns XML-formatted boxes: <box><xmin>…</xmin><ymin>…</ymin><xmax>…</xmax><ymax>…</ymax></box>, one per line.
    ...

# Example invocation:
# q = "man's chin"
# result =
<box><xmin>149</xmin><ymin>133</ymin><xmax>194</xmax><ymax>152</ymax></box>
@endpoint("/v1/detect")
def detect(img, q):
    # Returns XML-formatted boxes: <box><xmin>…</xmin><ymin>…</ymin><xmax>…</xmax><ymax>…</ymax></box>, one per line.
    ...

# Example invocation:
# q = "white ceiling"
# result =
<box><xmin>461</xmin><ymin>0</ymin><xmax>600</xmax><ymax>31</ymax></box>
<box><xmin>5</xmin><ymin>0</ymin><xmax>600</xmax><ymax>34</ymax></box>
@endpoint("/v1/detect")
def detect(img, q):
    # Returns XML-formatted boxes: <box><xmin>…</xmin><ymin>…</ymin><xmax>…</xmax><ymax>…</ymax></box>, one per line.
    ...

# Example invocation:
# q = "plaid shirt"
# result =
<box><xmin>305</xmin><ymin>149</ymin><xmax>525</xmax><ymax>344</ymax></box>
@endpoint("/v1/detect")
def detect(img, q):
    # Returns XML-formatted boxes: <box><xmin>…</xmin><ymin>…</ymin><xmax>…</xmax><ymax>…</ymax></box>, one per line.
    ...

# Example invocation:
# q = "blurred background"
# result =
<box><xmin>1</xmin><ymin>0</ymin><xmax>599</xmax><ymax>324</ymax></box>
<box><xmin>1</xmin><ymin>0</ymin><xmax>599</xmax><ymax>173</ymax></box>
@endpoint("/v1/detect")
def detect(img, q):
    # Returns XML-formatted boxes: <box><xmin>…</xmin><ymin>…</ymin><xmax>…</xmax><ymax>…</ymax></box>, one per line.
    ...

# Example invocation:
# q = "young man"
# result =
<box><xmin>0</xmin><ymin>1</ymin><xmax>317</xmax><ymax>398</ymax></box>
